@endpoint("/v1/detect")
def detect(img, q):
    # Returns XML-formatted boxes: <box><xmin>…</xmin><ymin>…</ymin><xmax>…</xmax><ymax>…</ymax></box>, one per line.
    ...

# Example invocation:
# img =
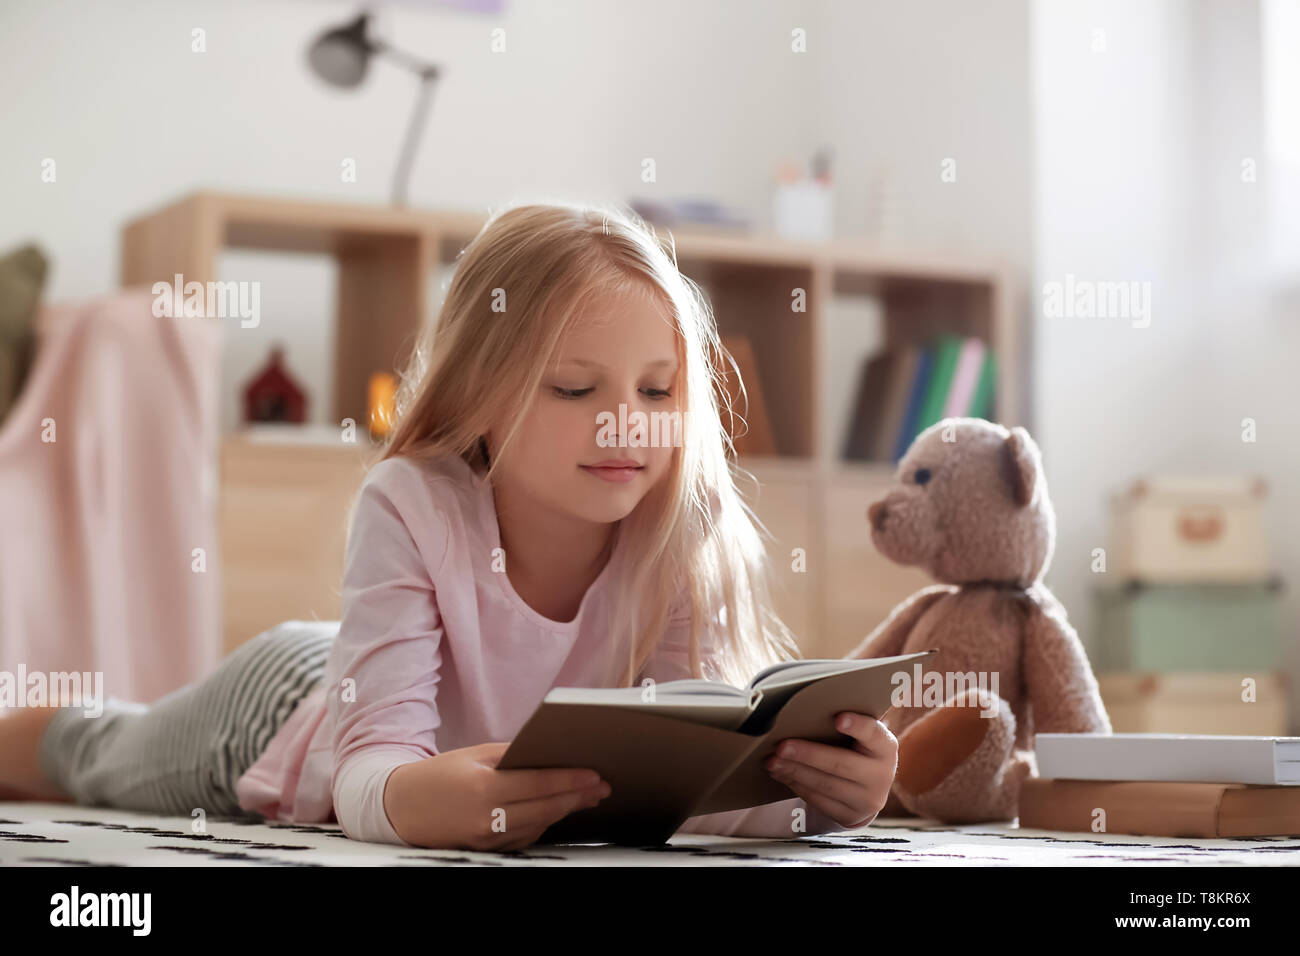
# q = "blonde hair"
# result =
<box><xmin>370</xmin><ymin>199</ymin><xmax>802</xmax><ymax>688</ymax></box>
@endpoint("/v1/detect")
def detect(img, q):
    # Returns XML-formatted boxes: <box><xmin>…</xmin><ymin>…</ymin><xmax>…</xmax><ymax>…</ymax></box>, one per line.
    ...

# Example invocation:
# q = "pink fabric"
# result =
<box><xmin>236</xmin><ymin>451</ymin><xmax>842</xmax><ymax>844</ymax></box>
<box><xmin>0</xmin><ymin>289</ymin><xmax>223</xmax><ymax>705</ymax></box>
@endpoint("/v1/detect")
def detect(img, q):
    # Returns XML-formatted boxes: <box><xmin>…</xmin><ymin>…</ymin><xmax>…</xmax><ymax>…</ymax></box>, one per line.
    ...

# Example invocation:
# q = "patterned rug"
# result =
<box><xmin>3</xmin><ymin>802</ymin><xmax>1298</xmax><ymax>866</ymax></box>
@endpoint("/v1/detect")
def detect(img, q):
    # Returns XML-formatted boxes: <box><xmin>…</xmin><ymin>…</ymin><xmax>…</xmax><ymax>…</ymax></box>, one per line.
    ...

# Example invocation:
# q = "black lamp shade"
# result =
<box><xmin>307</xmin><ymin>13</ymin><xmax>373</xmax><ymax>88</ymax></box>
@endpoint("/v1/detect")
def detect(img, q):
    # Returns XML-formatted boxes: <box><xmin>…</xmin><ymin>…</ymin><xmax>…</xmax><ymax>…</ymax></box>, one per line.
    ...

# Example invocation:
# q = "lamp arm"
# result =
<box><xmin>390</xmin><ymin>72</ymin><xmax>438</xmax><ymax>207</ymax></box>
<box><xmin>369</xmin><ymin>38</ymin><xmax>440</xmax><ymax>207</ymax></box>
<box><xmin>371</xmin><ymin>38</ymin><xmax>439</xmax><ymax>80</ymax></box>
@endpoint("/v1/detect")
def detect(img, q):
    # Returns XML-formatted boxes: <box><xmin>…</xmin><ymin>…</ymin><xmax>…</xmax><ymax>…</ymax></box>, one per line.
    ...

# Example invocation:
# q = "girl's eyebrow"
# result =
<box><xmin>558</xmin><ymin>358</ymin><xmax>678</xmax><ymax>370</ymax></box>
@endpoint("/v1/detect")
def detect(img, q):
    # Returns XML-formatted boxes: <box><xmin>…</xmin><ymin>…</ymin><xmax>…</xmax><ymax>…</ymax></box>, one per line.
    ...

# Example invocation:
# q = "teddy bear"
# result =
<box><xmin>847</xmin><ymin>417</ymin><xmax>1111</xmax><ymax>823</ymax></box>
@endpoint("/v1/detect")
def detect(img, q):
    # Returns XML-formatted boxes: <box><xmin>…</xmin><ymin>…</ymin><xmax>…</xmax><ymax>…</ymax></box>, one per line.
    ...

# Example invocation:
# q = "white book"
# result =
<box><xmin>1035</xmin><ymin>732</ymin><xmax>1300</xmax><ymax>785</ymax></box>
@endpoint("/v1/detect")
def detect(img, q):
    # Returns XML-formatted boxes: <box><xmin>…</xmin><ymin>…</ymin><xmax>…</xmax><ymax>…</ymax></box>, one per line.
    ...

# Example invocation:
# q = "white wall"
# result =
<box><xmin>0</xmin><ymin>0</ymin><xmax>822</xmax><ymax>429</ymax></box>
<box><xmin>811</xmin><ymin>0</ymin><xmax>1034</xmax><ymax>456</ymax></box>
<box><xmin>1</xmin><ymin>0</ymin><xmax>1036</xmax><ymax>431</ymax></box>
<box><xmin>813</xmin><ymin>0</ymin><xmax>1033</xmax><ymax>265</ymax></box>
<box><xmin>1032</xmin><ymin>0</ymin><xmax>1300</xmax><ymax>730</ymax></box>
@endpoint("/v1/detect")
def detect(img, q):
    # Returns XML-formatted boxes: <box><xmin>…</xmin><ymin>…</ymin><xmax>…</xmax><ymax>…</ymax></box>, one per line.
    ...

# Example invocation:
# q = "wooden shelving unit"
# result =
<box><xmin>121</xmin><ymin>191</ymin><xmax>1022</xmax><ymax>657</ymax></box>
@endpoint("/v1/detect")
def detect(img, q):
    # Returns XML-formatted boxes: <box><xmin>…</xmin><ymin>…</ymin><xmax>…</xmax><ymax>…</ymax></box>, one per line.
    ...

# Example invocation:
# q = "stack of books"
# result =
<box><xmin>1093</xmin><ymin>476</ymin><xmax>1287</xmax><ymax>735</ymax></box>
<box><xmin>842</xmin><ymin>335</ymin><xmax>996</xmax><ymax>463</ymax></box>
<box><xmin>1021</xmin><ymin>733</ymin><xmax>1300</xmax><ymax>838</ymax></box>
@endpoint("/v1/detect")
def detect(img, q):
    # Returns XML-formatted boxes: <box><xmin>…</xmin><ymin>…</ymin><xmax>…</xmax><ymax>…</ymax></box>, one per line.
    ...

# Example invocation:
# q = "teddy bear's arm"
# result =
<box><xmin>1021</xmin><ymin>588</ymin><xmax>1112</xmax><ymax>735</ymax></box>
<box><xmin>846</xmin><ymin>584</ymin><xmax>953</xmax><ymax>660</ymax></box>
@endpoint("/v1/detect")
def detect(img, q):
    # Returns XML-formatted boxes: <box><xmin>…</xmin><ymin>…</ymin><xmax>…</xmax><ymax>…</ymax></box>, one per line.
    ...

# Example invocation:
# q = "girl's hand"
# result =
<box><xmin>383</xmin><ymin>742</ymin><xmax>611</xmax><ymax>851</ymax></box>
<box><xmin>763</xmin><ymin>712</ymin><xmax>898</xmax><ymax>829</ymax></box>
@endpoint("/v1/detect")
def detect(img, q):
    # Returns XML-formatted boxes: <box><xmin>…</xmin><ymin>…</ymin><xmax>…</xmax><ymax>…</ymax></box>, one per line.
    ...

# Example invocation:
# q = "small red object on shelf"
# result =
<box><xmin>243</xmin><ymin>345</ymin><xmax>308</xmax><ymax>424</ymax></box>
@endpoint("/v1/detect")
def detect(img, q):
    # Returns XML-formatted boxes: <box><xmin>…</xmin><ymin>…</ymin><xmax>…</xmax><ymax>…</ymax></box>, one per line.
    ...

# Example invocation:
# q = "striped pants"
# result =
<box><xmin>37</xmin><ymin>621</ymin><xmax>336</xmax><ymax>819</ymax></box>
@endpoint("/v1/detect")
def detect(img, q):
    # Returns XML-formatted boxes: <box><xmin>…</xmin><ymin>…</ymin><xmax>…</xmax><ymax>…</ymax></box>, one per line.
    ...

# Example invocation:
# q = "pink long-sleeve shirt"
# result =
<box><xmin>234</xmin><ymin>450</ymin><xmax>841</xmax><ymax>845</ymax></box>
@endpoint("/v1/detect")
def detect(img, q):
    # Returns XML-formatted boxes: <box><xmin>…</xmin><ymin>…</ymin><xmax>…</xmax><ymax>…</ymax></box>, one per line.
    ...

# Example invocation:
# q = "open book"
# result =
<box><xmin>496</xmin><ymin>648</ymin><xmax>938</xmax><ymax>845</ymax></box>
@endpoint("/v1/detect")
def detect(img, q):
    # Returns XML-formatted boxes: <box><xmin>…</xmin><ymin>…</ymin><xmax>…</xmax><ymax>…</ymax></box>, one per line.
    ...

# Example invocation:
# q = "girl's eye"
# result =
<box><xmin>551</xmin><ymin>386</ymin><xmax>672</xmax><ymax>400</ymax></box>
<box><xmin>552</xmin><ymin>387</ymin><xmax>594</xmax><ymax>399</ymax></box>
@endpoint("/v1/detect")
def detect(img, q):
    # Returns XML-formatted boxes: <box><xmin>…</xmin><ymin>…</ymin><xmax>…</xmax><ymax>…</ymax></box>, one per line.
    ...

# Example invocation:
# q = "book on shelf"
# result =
<box><xmin>840</xmin><ymin>337</ymin><xmax>997</xmax><ymax>465</ymax></box>
<box><xmin>873</xmin><ymin>346</ymin><xmax>921</xmax><ymax>461</ymax></box>
<box><xmin>1019</xmin><ymin>778</ymin><xmax>1300</xmax><ymax>838</ymax></box>
<box><xmin>943</xmin><ymin>338</ymin><xmax>987</xmax><ymax>418</ymax></box>
<box><xmin>969</xmin><ymin>347</ymin><xmax>996</xmax><ymax>420</ymax></box>
<box><xmin>715</xmin><ymin>334</ymin><xmax>776</xmax><ymax>456</ymax></box>
<box><xmin>914</xmin><ymin>334</ymin><xmax>965</xmax><ymax>436</ymax></box>
<box><xmin>842</xmin><ymin>352</ymin><xmax>894</xmax><ymax>461</ymax></box>
<box><xmin>496</xmin><ymin>648</ymin><xmax>938</xmax><ymax>845</ymax></box>
<box><xmin>892</xmin><ymin>347</ymin><xmax>934</xmax><ymax>461</ymax></box>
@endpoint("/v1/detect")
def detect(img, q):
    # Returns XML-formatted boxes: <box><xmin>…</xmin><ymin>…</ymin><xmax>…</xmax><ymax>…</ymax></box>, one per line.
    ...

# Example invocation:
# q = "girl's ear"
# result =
<box><xmin>1001</xmin><ymin>426</ymin><xmax>1038</xmax><ymax>507</ymax></box>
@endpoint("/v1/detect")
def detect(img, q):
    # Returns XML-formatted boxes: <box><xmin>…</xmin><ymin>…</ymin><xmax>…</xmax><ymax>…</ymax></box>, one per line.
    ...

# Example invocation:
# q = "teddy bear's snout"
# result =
<box><xmin>867</xmin><ymin>490</ymin><xmax>936</xmax><ymax>569</ymax></box>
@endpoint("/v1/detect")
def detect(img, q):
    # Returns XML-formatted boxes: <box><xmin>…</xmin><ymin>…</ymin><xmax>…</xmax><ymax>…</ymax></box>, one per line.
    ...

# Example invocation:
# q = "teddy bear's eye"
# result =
<box><xmin>913</xmin><ymin>468</ymin><xmax>932</xmax><ymax>486</ymax></box>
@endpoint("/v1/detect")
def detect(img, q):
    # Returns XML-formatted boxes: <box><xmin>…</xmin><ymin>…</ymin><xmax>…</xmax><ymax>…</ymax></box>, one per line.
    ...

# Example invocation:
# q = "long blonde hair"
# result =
<box><xmin>371</xmin><ymin>199</ymin><xmax>802</xmax><ymax>687</ymax></box>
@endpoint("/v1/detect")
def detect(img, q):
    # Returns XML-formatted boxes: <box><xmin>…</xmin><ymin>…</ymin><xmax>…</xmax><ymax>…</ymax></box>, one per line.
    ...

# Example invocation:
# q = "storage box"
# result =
<box><xmin>1109</xmin><ymin>475</ymin><xmax>1271</xmax><ymax>582</ymax></box>
<box><xmin>1098</xmin><ymin>671</ymin><xmax>1289</xmax><ymax>735</ymax></box>
<box><xmin>1093</xmin><ymin>581</ymin><xmax>1281</xmax><ymax>672</ymax></box>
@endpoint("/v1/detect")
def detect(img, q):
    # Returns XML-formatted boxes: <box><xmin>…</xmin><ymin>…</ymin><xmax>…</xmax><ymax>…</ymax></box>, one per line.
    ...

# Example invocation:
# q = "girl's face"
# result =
<box><xmin>490</xmin><ymin>289</ymin><xmax>682</xmax><ymax>526</ymax></box>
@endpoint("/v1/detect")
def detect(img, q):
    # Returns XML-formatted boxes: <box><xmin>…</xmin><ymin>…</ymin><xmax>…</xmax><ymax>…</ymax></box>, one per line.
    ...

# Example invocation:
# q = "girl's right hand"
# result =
<box><xmin>382</xmin><ymin>742</ymin><xmax>611</xmax><ymax>851</ymax></box>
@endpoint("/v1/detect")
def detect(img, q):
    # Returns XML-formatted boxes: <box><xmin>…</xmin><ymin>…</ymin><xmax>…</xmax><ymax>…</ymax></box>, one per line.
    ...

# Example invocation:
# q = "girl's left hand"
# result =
<box><xmin>764</xmin><ymin>712</ymin><xmax>898</xmax><ymax>829</ymax></box>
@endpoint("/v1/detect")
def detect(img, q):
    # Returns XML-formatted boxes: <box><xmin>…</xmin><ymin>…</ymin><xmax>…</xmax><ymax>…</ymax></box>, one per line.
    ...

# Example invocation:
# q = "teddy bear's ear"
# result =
<box><xmin>1001</xmin><ymin>426</ymin><xmax>1038</xmax><ymax>507</ymax></box>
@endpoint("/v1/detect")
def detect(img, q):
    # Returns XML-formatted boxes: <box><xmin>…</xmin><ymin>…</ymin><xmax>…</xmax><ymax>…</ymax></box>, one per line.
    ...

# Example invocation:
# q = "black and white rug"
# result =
<box><xmin>3</xmin><ymin>802</ymin><xmax>1298</xmax><ymax>866</ymax></box>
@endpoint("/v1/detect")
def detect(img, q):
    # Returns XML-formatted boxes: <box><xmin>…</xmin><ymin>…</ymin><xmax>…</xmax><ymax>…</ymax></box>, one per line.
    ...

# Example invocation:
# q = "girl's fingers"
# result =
<box><xmin>836</xmin><ymin>713</ymin><xmax>897</xmax><ymax>758</ymax></box>
<box><xmin>768</xmin><ymin>750</ymin><xmax>887</xmax><ymax>812</ymax></box>
<box><xmin>777</xmin><ymin>771</ymin><xmax>874</xmax><ymax>829</ymax></box>
<box><xmin>494</xmin><ymin>766</ymin><xmax>607</xmax><ymax>803</ymax></box>
<box><xmin>496</xmin><ymin>785</ymin><xmax>608</xmax><ymax>835</ymax></box>
<box><xmin>768</xmin><ymin>737</ymin><xmax>879</xmax><ymax>787</ymax></box>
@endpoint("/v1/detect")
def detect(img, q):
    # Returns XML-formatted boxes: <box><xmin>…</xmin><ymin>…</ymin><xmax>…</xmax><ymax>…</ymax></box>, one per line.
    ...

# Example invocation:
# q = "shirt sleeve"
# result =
<box><xmin>641</xmin><ymin>589</ymin><xmax>846</xmax><ymax>839</ymax></box>
<box><xmin>328</xmin><ymin>463</ymin><xmax>449</xmax><ymax>847</ymax></box>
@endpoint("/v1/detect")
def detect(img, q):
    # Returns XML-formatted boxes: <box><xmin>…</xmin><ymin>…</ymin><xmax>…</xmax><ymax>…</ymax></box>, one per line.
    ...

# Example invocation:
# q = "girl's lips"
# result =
<box><xmin>580</xmin><ymin>464</ymin><xmax>643</xmax><ymax>484</ymax></box>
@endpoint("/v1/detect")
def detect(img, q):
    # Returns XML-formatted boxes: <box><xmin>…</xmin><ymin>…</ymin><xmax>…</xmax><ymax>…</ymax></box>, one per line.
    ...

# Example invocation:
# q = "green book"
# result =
<box><xmin>969</xmin><ymin>349</ymin><xmax>997</xmax><ymax>419</ymax></box>
<box><xmin>915</xmin><ymin>335</ymin><xmax>964</xmax><ymax>432</ymax></box>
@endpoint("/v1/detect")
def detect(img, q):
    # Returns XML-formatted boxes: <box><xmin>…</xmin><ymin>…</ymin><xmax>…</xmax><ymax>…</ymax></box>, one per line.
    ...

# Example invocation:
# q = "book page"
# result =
<box><xmin>543</xmin><ymin>681</ymin><xmax>755</xmax><ymax>731</ymax></box>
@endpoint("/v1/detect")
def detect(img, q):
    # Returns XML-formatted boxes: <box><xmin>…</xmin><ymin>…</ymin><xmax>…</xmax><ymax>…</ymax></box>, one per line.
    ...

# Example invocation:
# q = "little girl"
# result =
<box><xmin>1</xmin><ymin>200</ymin><xmax>898</xmax><ymax>850</ymax></box>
